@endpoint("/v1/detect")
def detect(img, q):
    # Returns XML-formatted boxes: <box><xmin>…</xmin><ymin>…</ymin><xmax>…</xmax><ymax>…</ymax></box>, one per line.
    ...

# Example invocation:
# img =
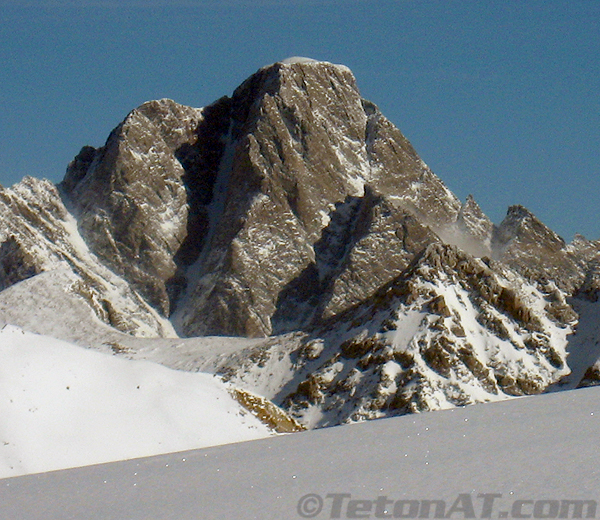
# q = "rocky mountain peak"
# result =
<box><xmin>492</xmin><ymin>205</ymin><xmax>591</xmax><ymax>293</ymax></box>
<box><xmin>2</xmin><ymin>60</ymin><xmax>600</xmax><ymax>433</ymax></box>
<box><xmin>169</xmin><ymin>60</ymin><xmax>462</xmax><ymax>337</ymax></box>
<box><xmin>458</xmin><ymin>195</ymin><xmax>492</xmax><ymax>231</ymax></box>
<box><xmin>60</xmin><ymin>99</ymin><xmax>204</xmax><ymax>315</ymax></box>
<box><xmin>51</xmin><ymin>59</ymin><xmax>465</xmax><ymax>338</ymax></box>
<box><xmin>495</xmin><ymin>204</ymin><xmax>565</xmax><ymax>251</ymax></box>
<box><xmin>5</xmin><ymin>60</ymin><xmax>596</xmax><ymax>343</ymax></box>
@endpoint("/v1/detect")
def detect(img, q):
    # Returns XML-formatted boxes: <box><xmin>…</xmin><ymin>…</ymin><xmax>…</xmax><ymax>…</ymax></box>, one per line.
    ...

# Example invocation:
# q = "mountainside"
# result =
<box><xmin>0</xmin><ymin>177</ymin><xmax>175</xmax><ymax>337</ymax></box>
<box><xmin>215</xmin><ymin>243</ymin><xmax>578</xmax><ymax>427</ymax></box>
<box><xmin>1</xmin><ymin>58</ymin><xmax>600</xmax><ymax>435</ymax></box>
<box><xmin>60</xmin><ymin>59</ymin><xmax>464</xmax><ymax>338</ymax></box>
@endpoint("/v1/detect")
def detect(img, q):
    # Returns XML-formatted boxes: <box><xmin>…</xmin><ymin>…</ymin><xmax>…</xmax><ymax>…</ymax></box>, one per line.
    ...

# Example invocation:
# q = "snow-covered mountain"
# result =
<box><xmin>1</xmin><ymin>58</ymin><xmax>600</xmax><ymax>450</ymax></box>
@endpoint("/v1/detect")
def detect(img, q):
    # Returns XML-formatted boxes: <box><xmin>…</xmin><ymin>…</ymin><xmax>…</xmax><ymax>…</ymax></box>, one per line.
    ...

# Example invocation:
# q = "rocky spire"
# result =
<box><xmin>493</xmin><ymin>205</ymin><xmax>584</xmax><ymax>292</ymax></box>
<box><xmin>457</xmin><ymin>194</ymin><xmax>494</xmax><ymax>245</ymax></box>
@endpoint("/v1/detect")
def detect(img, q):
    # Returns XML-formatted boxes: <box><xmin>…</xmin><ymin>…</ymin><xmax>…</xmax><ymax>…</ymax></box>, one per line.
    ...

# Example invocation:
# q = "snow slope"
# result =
<box><xmin>1</xmin><ymin>385</ymin><xmax>599</xmax><ymax>519</ymax></box>
<box><xmin>0</xmin><ymin>325</ymin><xmax>273</xmax><ymax>479</ymax></box>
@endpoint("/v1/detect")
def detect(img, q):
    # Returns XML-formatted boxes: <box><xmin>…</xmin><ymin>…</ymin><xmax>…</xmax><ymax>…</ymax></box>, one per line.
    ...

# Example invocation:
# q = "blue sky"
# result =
<box><xmin>1</xmin><ymin>0</ymin><xmax>598</xmax><ymax>240</ymax></box>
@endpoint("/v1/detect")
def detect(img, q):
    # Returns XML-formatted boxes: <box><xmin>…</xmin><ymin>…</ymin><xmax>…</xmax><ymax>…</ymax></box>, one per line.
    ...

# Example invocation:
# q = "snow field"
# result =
<box><xmin>0</xmin><ymin>325</ymin><xmax>273</xmax><ymax>478</ymax></box>
<box><xmin>1</xmin><ymin>384</ymin><xmax>599</xmax><ymax>519</ymax></box>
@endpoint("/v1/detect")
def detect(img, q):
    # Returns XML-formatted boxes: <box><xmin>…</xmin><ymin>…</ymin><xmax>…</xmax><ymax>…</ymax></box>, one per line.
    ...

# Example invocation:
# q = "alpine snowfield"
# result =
<box><xmin>1</xmin><ymin>385</ymin><xmax>599</xmax><ymax>519</ymax></box>
<box><xmin>0</xmin><ymin>325</ymin><xmax>273</xmax><ymax>479</ymax></box>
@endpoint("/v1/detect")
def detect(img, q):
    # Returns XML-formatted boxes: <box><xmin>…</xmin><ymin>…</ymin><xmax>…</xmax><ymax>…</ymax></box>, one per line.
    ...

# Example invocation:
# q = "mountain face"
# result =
<box><xmin>1</xmin><ymin>58</ymin><xmax>600</xmax><ymax>429</ymax></box>
<box><xmin>61</xmin><ymin>61</ymin><xmax>463</xmax><ymax>338</ymax></box>
<box><xmin>215</xmin><ymin>243</ymin><xmax>576</xmax><ymax>427</ymax></box>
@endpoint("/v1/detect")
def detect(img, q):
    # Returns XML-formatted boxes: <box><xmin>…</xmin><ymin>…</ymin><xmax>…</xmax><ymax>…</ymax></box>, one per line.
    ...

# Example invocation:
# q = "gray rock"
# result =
<box><xmin>0</xmin><ymin>236</ymin><xmax>42</xmax><ymax>292</ymax></box>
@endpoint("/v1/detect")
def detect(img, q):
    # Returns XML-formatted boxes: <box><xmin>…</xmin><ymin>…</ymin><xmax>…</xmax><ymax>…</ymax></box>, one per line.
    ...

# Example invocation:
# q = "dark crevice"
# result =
<box><xmin>166</xmin><ymin>96</ymin><xmax>233</xmax><ymax>308</ymax></box>
<box><xmin>0</xmin><ymin>236</ymin><xmax>42</xmax><ymax>292</ymax></box>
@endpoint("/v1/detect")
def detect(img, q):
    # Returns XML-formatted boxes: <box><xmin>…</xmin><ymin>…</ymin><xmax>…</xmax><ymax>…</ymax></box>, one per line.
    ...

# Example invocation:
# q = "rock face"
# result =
<box><xmin>0</xmin><ymin>236</ymin><xmax>41</xmax><ymax>292</ymax></box>
<box><xmin>59</xmin><ymin>61</ymin><xmax>463</xmax><ymax>338</ymax></box>
<box><xmin>61</xmin><ymin>100</ymin><xmax>203</xmax><ymax>316</ymax></box>
<box><xmin>169</xmin><ymin>62</ymin><xmax>464</xmax><ymax>338</ymax></box>
<box><xmin>214</xmin><ymin>243</ymin><xmax>576</xmax><ymax>427</ymax></box>
<box><xmin>2</xmin><ymin>58</ymin><xmax>600</xmax><ymax>428</ymax></box>
<box><xmin>492</xmin><ymin>205</ymin><xmax>591</xmax><ymax>293</ymax></box>
<box><xmin>291</xmin><ymin>244</ymin><xmax>574</xmax><ymax>425</ymax></box>
<box><xmin>0</xmin><ymin>177</ymin><xmax>175</xmax><ymax>337</ymax></box>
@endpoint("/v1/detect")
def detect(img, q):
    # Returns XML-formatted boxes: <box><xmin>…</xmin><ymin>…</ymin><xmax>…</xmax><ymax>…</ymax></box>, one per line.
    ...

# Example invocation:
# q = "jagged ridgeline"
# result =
<box><xmin>1</xmin><ymin>58</ymin><xmax>599</xmax><ymax>427</ymax></box>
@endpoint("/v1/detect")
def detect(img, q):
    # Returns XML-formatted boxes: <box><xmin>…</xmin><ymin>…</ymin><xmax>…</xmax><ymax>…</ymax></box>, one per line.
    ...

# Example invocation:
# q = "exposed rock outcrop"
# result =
<box><xmin>220</xmin><ymin>244</ymin><xmax>574</xmax><ymax>427</ymax></box>
<box><xmin>61</xmin><ymin>99</ymin><xmax>204</xmax><ymax>316</ymax></box>
<box><xmin>493</xmin><ymin>205</ymin><xmax>588</xmax><ymax>293</ymax></box>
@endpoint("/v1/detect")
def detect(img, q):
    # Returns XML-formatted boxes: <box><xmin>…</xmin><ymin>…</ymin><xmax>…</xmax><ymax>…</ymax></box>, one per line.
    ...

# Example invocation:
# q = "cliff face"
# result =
<box><xmin>0</xmin><ymin>177</ymin><xmax>174</xmax><ymax>337</ymax></box>
<box><xmin>170</xmin><ymin>61</ymin><xmax>465</xmax><ymax>338</ymax></box>
<box><xmin>213</xmin><ymin>243</ymin><xmax>577</xmax><ymax>427</ymax></box>
<box><xmin>61</xmin><ymin>99</ymin><xmax>203</xmax><ymax>316</ymax></box>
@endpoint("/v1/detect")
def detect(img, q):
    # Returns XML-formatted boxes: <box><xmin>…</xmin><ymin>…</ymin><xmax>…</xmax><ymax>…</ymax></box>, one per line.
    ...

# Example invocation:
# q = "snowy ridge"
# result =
<box><xmin>212</xmin><ymin>244</ymin><xmax>575</xmax><ymax>428</ymax></box>
<box><xmin>0</xmin><ymin>177</ymin><xmax>175</xmax><ymax>337</ymax></box>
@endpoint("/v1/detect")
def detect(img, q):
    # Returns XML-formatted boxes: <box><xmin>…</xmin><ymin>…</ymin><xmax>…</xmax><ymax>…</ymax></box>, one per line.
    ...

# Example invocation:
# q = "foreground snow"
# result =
<box><xmin>0</xmin><ymin>325</ymin><xmax>272</xmax><ymax>479</ymax></box>
<box><xmin>1</xmin><ymin>385</ymin><xmax>599</xmax><ymax>519</ymax></box>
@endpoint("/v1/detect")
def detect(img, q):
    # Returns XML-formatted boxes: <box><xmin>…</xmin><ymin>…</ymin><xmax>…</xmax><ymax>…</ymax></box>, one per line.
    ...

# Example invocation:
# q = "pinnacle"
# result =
<box><xmin>506</xmin><ymin>204</ymin><xmax>535</xmax><ymax>220</ymax></box>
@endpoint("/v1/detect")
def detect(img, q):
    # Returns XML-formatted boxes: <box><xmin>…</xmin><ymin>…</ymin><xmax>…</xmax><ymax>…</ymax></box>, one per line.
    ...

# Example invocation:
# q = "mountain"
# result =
<box><xmin>59</xmin><ymin>60</ymin><xmax>462</xmax><ymax>338</ymax></box>
<box><xmin>1</xmin><ymin>58</ymin><xmax>600</xmax><ymax>437</ymax></box>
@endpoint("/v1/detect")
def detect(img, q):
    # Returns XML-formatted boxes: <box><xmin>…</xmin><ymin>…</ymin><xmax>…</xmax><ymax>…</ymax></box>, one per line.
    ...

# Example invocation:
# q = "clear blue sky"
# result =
<box><xmin>1</xmin><ymin>0</ymin><xmax>598</xmax><ymax>240</ymax></box>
